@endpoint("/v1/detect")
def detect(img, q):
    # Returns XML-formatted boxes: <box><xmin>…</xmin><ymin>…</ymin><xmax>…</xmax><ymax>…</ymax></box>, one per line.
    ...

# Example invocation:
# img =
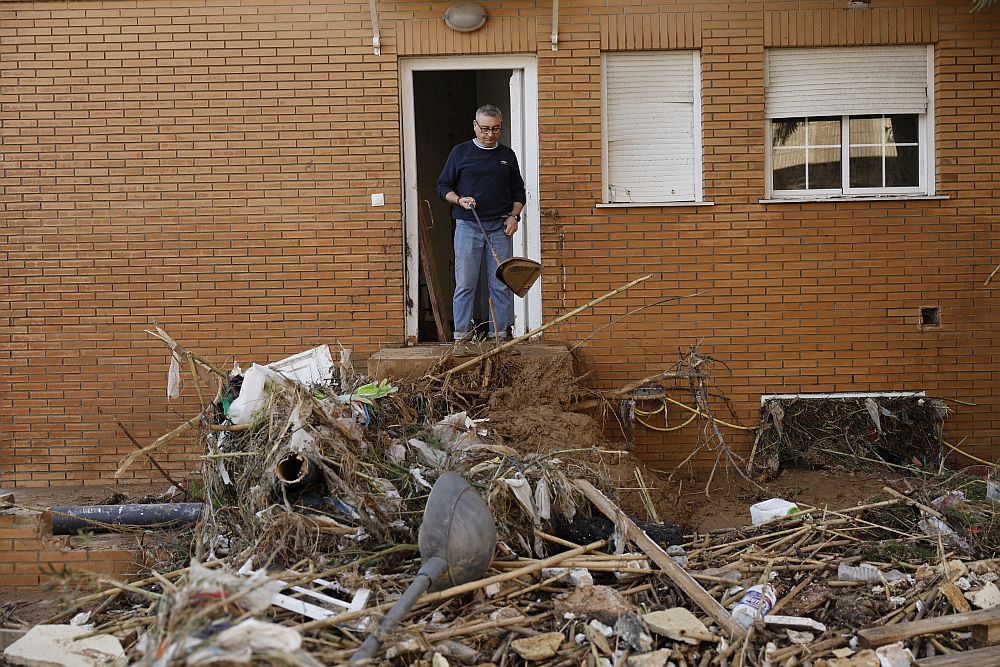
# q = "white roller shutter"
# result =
<box><xmin>765</xmin><ymin>46</ymin><xmax>929</xmax><ymax>119</ymax></box>
<box><xmin>605</xmin><ymin>52</ymin><xmax>698</xmax><ymax>203</ymax></box>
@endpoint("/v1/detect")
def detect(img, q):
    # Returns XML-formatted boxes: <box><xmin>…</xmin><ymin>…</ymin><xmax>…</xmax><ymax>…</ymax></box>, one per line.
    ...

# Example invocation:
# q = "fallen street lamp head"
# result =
<box><xmin>443</xmin><ymin>2</ymin><xmax>488</xmax><ymax>32</ymax></box>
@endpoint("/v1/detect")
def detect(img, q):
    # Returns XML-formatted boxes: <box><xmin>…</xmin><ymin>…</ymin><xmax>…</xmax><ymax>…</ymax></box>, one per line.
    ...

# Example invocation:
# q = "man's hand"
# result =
<box><xmin>457</xmin><ymin>195</ymin><xmax>476</xmax><ymax>210</ymax></box>
<box><xmin>504</xmin><ymin>215</ymin><xmax>518</xmax><ymax>236</ymax></box>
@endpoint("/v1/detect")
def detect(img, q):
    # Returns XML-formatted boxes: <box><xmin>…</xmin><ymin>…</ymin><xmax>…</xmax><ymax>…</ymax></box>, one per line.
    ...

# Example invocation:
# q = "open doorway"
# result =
<box><xmin>401</xmin><ymin>56</ymin><xmax>540</xmax><ymax>344</ymax></box>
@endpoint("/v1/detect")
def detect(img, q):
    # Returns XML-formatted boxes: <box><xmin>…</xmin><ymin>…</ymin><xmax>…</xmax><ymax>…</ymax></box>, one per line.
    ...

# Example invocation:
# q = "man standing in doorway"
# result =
<box><xmin>437</xmin><ymin>104</ymin><xmax>527</xmax><ymax>341</ymax></box>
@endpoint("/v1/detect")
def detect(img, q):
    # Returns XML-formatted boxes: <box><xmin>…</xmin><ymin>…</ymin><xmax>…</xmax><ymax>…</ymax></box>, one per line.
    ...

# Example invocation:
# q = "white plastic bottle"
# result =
<box><xmin>731</xmin><ymin>584</ymin><xmax>776</xmax><ymax>628</ymax></box>
<box><xmin>750</xmin><ymin>498</ymin><xmax>799</xmax><ymax>525</ymax></box>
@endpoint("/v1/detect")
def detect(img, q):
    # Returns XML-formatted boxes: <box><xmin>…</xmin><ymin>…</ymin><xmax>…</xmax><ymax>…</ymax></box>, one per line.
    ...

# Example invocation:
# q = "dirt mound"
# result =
<box><xmin>489</xmin><ymin>405</ymin><xmax>603</xmax><ymax>453</ymax></box>
<box><xmin>487</xmin><ymin>353</ymin><xmax>582</xmax><ymax>412</ymax></box>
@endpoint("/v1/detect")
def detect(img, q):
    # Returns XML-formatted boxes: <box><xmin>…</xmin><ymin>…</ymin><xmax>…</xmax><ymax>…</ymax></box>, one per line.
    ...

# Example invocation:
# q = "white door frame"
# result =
<box><xmin>400</xmin><ymin>55</ymin><xmax>541</xmax><ymax>342</ymax></box>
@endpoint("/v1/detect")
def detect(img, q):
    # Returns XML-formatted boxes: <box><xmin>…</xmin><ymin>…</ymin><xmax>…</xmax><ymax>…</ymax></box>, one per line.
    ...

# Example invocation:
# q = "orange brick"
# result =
<box><xmin>0</xmin><ymin>0</ymin><xmax>999</xmax><ymax>485</ymax></box>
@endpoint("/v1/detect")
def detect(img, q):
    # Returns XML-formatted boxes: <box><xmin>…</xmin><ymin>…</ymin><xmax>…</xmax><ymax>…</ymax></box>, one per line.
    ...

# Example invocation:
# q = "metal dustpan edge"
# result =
<box><xmin>496</xmin><ymin>258</ymin><xmax>542</xmax><ymax>298</ymax></box>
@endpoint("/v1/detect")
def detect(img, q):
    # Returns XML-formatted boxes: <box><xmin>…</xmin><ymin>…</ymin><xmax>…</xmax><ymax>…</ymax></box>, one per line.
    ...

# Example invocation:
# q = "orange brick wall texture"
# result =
<box><xmin>1</xmin><ymin>0</ymin><xmax>998</xmax><ymax>485</ymax></box>
<box><xmin>0</xmin><ymin>508</ymin><xmax>136</xmax><ymax>589</ymax></box>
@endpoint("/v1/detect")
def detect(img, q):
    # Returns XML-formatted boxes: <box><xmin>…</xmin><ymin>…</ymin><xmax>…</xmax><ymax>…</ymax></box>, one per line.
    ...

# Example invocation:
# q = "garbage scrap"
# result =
<box><xmin>752</xmin><ymin>394</ymin><xmax>950</xmax><ymax>481</ymax></box>
<box><xmin>5</xmin><ymin>323</ymin><xmax>1000</xmax><ymax>666</ymax></box>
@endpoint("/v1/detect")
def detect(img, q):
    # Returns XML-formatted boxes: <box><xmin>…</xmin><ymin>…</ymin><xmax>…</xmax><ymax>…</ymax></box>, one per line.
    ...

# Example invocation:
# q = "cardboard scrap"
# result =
<box><xmin>642</xmin><ymin>608</ymin><xmax>711</xmax><ymax>645</ymax></box>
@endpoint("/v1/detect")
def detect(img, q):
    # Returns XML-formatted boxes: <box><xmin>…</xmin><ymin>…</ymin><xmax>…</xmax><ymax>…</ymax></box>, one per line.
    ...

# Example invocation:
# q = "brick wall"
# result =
<box><xmin>2</xmin><ymin>0</ymin><xmax>999</xmax><ymax>484</ymax></box>
<box><xmin>0</xmin><ymin>505</ymin><xmax>136</xmax><ymax>590</ymax></box>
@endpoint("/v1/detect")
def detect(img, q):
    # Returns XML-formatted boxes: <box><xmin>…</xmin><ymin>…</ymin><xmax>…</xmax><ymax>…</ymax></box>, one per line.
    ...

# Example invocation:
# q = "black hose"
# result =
<box><xmin>50</xmin><ymin>503</ymin><xmax>203</xmax><ymax>534</ymax></box>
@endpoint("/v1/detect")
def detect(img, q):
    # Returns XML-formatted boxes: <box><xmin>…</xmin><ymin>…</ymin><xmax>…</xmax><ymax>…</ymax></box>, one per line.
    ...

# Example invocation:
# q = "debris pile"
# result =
<box><xmin>17</xmin><ymin>466</ymin><xmax>1000</xmax><ymax>666</ymax></box>
<box><xmin>5</xmin><ymin>319</ymin><xmax>1000</xmax><ymax>666</ymax></box>
<box><xmin>752</xmin><ymin>394</ymin><xmax>950</xmax><ymax>481</ymax></box>
<box><xmin>192</xmin><ymin>345</ymin><xmax>620</xmax><ymax>571</ymax></box>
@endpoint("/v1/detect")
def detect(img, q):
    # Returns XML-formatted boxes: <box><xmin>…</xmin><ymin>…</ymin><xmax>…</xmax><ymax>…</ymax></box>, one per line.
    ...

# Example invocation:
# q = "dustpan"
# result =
<box><xmin>495</xmin><ymin>257</ymin><xmax>542</xmax><ymax>298</ymax></box>
<box><xmin>470</xmin><ymin>208</ymin><xmax>542</xmax><ymax>298</ymax></box>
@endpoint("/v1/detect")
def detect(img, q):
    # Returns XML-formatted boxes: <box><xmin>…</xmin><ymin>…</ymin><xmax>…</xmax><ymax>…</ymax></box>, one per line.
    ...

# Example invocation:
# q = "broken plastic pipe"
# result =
<box><xmin>275</xmin><ymin>451</ymin><xmax>322</xmax><ymax>489</ymax></box>
<box><xmin>51</xmin><ymin>503</ymin><xmax>203</xmax><ymax>534</ymax></box>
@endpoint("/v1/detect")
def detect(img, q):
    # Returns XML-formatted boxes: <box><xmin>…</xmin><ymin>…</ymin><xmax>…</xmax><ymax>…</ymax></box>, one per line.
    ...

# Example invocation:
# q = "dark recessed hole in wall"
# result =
<box><xmin>920</xmin><ymin>306</ymin><xmax>941</xmax><ymax>327</ymax></box>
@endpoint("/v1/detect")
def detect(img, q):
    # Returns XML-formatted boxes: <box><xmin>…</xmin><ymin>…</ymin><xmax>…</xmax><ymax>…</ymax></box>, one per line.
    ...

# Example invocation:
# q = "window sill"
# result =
<box><xmin>759</xmin><ymin>195</ymin><xmax>949</xmax><ymax>204</ymax></box>
<box><xmin>596</xmin><ymin>201</ymin><xmax>715</xmax><ymax>208</ymax></box>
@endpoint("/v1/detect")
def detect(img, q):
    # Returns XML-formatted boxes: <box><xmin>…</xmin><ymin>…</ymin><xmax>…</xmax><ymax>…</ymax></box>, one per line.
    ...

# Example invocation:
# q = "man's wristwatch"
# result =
<box><xmin>508</xmin><ymin>213</ymin><xmax>521</xmax><ymax>222</ymax></box>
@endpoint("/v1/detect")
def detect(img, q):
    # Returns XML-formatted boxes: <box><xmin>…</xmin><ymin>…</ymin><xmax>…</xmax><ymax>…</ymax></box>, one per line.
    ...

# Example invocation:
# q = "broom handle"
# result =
<box><xmin>468</xmin><ymin>206</ymin><xmax>504</xmax><ymax>267</ymax></box>
<box><xmin>350</xmin><ymin>557</ymin><xmax>448</xmax><ymax>663</ymax></box>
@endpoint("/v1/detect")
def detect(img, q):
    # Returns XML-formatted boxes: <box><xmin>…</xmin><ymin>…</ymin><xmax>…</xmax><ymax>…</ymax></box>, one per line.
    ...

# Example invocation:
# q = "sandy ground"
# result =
<box><xmin>679</xmin><ymin>467</ymin><xmax>903</xmax><ymax>532</ymax></box>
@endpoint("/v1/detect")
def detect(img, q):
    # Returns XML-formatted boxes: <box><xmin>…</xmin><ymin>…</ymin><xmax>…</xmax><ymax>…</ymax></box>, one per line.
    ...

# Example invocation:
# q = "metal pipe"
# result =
<box><xmin>50</xmin><ymin>503</ymin><xmax>203</xmax><ymax>534</ymax></box>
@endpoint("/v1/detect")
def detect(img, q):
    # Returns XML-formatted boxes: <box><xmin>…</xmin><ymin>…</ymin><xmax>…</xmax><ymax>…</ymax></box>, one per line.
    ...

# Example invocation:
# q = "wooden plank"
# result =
<box><xmin>916</xmin><ymin>644</ymin><xmax>1000</xmax><ymax>667</ymax></box>
<box><xmin>418</xmin><ymin>201</ymin><xmax>452</xmax><ymax>342</ymax></box>
<box><xmin>857</xmin><ymin>607</ymin><xmax>1000</xmax><ymax>649</ymax></box>
<box><xmin>574</xmin><ymin>479</ymin><xmax>747</xmax><ymax>640</ymax></box>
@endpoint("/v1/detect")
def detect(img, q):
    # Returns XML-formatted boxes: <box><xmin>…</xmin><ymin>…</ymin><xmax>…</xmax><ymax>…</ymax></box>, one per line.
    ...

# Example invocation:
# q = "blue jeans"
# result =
<box><xmin>453</xmin><ymin>220</ymin><xmax>514</xmax><ymax>338</ymax></box>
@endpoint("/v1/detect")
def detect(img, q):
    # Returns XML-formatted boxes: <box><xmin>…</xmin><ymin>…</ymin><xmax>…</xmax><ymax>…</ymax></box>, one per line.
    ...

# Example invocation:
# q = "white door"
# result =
<box><xmin>401</xmin><ymin>56</ymin><xmax>541</xmax><ymax>342</ymax></box>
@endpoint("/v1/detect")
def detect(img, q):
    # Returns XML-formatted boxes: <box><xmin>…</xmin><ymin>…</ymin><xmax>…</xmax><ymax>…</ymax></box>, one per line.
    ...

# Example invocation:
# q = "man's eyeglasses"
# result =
<box><xmin>475</xmin><ymin>120</ymin><xmax>502</xmax><ymax>134</ymax></box>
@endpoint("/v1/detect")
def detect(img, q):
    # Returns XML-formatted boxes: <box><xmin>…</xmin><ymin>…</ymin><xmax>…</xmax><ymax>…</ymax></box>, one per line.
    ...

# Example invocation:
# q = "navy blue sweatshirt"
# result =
<box><xmin>437</xmin><ymin>140</ymin><xmax>527</xmax><ymax>232</ymax></box>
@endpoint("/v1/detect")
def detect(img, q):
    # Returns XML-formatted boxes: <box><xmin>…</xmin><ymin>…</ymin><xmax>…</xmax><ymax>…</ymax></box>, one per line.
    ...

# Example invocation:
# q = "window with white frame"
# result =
<box><xmin>603</xmin><ymin>51</ymin><xmax>702</xmax><ymax>203</ymax></box>
<box><xmin>765</xmin><ymin>45</ymin><xmax>933</xmax><ymax>198</ymax></box>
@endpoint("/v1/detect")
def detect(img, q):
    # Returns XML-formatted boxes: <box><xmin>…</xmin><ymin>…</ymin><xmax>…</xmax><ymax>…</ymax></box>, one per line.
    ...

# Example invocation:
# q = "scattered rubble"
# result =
<box><xmin>4</xmin><ymin>319</ymin><xmax>1000</xmax><ymax>666</ymax></box>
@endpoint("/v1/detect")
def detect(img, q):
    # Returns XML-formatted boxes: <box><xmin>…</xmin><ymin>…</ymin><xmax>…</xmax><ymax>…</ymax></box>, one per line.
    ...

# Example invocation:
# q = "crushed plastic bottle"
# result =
<box><xmin>731</xmin><ymin>584</ymin><xmax>776</xmax><ymax>629</ymax></box>
<box><xmin>750</xmin><ymin>498</ymin><xmax>800</xmax><ymax>525</ymax></box>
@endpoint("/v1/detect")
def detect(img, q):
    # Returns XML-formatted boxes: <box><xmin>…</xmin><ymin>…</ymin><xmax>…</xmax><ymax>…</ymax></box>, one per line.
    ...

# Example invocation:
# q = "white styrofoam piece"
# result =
<box><xmin>3</xmin><ymin>625</ymin><xmax>126</xmax><ymax>667</ymax></box>
<box><xmin>237</xmin><ymin>560</ymin><xmax>369</xmax><ymax>620</ymax></box>
<box><xmin>763</xmin><ymin>615</ymin><xmax>827</xmax><ymax>633</ymax></box>
<box><xmin>268</xmin><ymin>345</ymin><xmax>335</xmax><ymax>386</ymax></box>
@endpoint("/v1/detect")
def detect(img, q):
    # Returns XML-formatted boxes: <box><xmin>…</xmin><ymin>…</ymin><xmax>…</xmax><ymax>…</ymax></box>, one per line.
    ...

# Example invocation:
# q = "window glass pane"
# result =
<box><xmin>808</xmin><ymin>118</ymin><xmax>841</xmax><ymax>147</ymax></box>
<box><xmin>849</xmin><ymin>116</ymin><xmax>884</xmax><ymax>145</ymax></box>
<box><xmin>773</xmin><ymin>147</ymin><xmax>806</xmax><ymax>190</ymax></box>
<box><xmin>847</xmin><ymin>114</ymin><xmax>919</xmax><ymax>189</ymax></box>
<box><xmin>809</xmin><ymin>148</ymin><xmax>841</xmax><ymax>189</ymax></box>
<box><xmin>772</xmin><ymin>117</ymin><xmax>841</xmax><ymax>191</ymax></box>
<box><xmin>887</xmin><ymin>115</ymin><xmax>919</xmax><ymax>144</ymax></box>
<box><xmin>886</xmin><ymin>145</ymin><xmax>920</xmax><ymax>187</ymax></box>
<box><xmin>850</xmin><ymin>145</ymin><xmax>883</xmax><ymax>188</ymax></box>
<box><xmin>773</xmin><ymin>118</ymin><xmax>806</xmax><ymax>148</ymax></box>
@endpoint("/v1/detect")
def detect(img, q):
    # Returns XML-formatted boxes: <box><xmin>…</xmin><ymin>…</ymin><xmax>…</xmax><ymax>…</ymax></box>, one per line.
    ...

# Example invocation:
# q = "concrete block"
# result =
<box><xmin>3</xmin><ymin>624</ymin><xmax>126</xmax><ymax>667</ymax></box>
<box><xmin>368</xmin><ymin>341</ymin><xmax>574</xmax><ymax>380</ymax></box>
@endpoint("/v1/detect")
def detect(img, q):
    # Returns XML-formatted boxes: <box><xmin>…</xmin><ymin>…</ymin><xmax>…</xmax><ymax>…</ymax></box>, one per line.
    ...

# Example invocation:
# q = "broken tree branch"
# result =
<box><xmin>437</xmin><ymin>274</ymin><xmax>653</xmax><ymax>380</ymax></box>
<box><xmin>114</xmin><ymin>377</ymin><xmax>223</xmax><ymax>478</ymax></box>
<box><xmin>113</xmin><ymin>417</ymin><xmax>186</xmax><ymax>492</ymax></box>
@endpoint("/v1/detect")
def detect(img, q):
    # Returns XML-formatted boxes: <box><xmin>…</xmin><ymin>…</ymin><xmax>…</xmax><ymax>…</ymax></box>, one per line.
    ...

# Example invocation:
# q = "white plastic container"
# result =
<box><xmin>731</xmin><ymin>584</ymin><xmax>777</xmax><ymax>628</ymax></box>
<box><xmin>750</xmin><ymin>498</ymin><xmax>799</xmax><ymax>525</ymax></box>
